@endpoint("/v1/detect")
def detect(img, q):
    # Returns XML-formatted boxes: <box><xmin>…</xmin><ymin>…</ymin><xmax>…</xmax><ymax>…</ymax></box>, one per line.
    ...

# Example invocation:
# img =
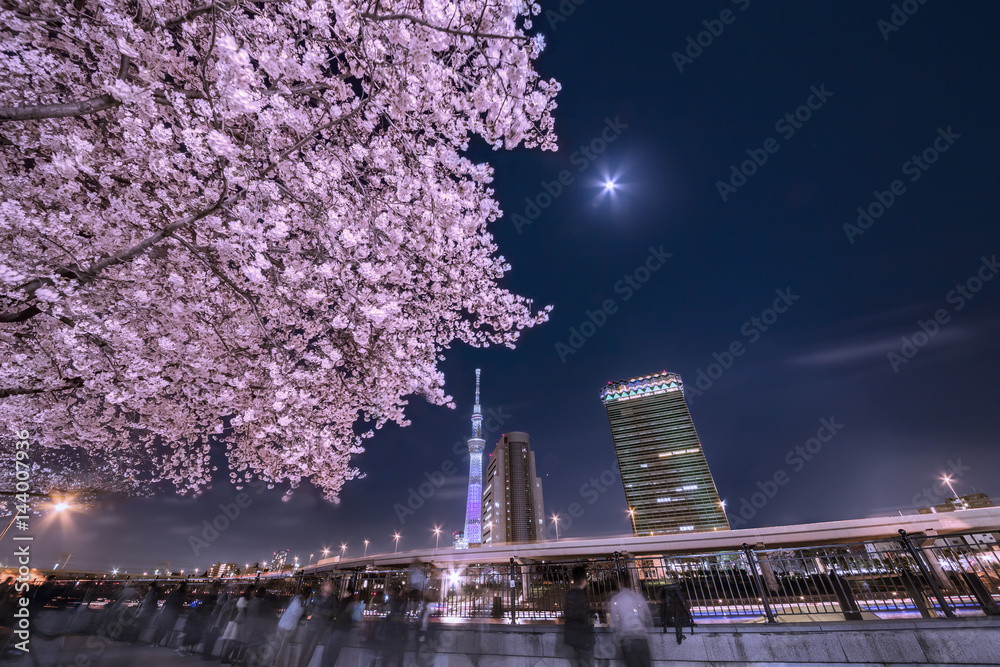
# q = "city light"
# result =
<box><xmin>551</xmin><ymin>513</ymin><xmax>560</xmax><ymax>542</ymax></box>
<box><xmin>340</xmin><ymin>543</ymin><xmax>347</xmax><ymax>557</ymax></box>
<box><xmin>603</xmin><ymin>179</ymin><xmax>617</xmax><ymax>192</ymax></box>
<box><xmin>941</xmin><ymin>474</ymin><xmax>967</xmax><ymax>509</ymax></box>
<box><xmin>363</xmin><ymin>539</ymin><xmax>370</xmax><ymax>557</ymax></box>
<box><xmin>393</xmin><ymin>532</ymin><xmax>401</xmax><ymax>554</ymax></box>
<box><xmin>433</xmin><ymin>525</ymin><xmax>442</xmax><ymax>550</ymax></box>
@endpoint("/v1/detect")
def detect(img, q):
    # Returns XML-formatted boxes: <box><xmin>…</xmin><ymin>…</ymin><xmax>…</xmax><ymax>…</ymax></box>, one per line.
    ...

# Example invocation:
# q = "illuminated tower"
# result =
<box><xmin>462</xmin><ymin>369</ymin><xmax>485</xmax><ymax>547</ymax></box>
<box><xmin>601</xmin><ymin>371</ymin><xmax>729</xmax><ymax>536</ymax></box>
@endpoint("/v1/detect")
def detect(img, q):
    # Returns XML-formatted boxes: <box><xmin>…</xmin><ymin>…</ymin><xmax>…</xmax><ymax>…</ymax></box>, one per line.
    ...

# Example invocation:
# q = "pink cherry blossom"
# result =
<box><xmin>0</xmin><ymin>0</ymin><xmax>558</xmax><ymax>500</ymax></box>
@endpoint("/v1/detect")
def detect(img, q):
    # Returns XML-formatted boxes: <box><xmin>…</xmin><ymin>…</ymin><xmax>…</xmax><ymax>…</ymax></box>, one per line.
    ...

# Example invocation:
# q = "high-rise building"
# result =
<box><xmin>207</xmin><ymin>562</ymin><xmax>239</xmax><ymax>578</ymax></box>
<box><xmin>601</xmin><ymin>371</ymin><xmax>729</xmax><ymax>536</ymax></box>
<box><xmin>481</xmin><ymin>431</ymin><xmax>546</xmax><ymax>544</ymax></box>
<box><xmin>461</xmin><ymin>370</ymin><xmax>485</xmax><ymax>547</ymax></box>
<box><xmin>269</xmin><ymin>549</ymin><xmax>289</xmax><ymax>571</ymax></box>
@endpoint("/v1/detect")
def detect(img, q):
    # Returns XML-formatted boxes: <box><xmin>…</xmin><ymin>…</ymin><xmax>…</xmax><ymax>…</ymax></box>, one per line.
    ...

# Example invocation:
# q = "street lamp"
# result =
<box><xmin>393</xmin><ymin>532</ymin><xmax>401</xmax><ymax>554</ymax></box>
<box><xmin>363</xmin><ymin>539</ymin><xmax>370</xmax><ymax>557</ymax></box>
<box><xmin>433</xmin><ymin>526</ymin><xmax>442</xmax><ymax>550</ymax></box>
<box><xmin>627</xmin><ymin>508</ymin><xmax>637</xmax><ymax>535</ymax></box>
<box><xmin>941</xmin><ymin>474</ymin><xmax>967</xmax><ymax>509</ymax></box>
<box><xmin>1</xmin><ymin>496</ymin><xmax>75</xmax><ymax>542</ymax></box>
<box><xmin>551</xmin><ymin>513</ymin><xmax>560</xmax><ymax>542</ymax></box>
<box><xmin>308</xmin><ymin>553</ymin><xmax>314</xmax><ymax>566</ymax></box>
<box><xmin>340</xmin><ymin>543</ymin><xmax>347</xmax><ymax>558</ymax></box>
<box><xmin>322</xmin><ymin>548</ymin><xmax>330</xmax><ymax>559</ymax></box>
<box><xmin>720</xmin><ymin>500</ymin><xmax>728</xmax><ymax>524</ymax></box>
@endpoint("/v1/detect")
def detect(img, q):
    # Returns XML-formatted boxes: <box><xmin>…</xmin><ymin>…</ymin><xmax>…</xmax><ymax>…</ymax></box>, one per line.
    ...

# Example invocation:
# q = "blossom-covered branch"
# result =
<box><xmin>0</xmin><ymin>0</ymin><xmax>558</xmax><ymax>500</ymax></box>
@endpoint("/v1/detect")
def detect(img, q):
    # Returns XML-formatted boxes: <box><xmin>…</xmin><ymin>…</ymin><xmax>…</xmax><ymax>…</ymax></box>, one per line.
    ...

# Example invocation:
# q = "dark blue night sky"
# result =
<box><xmin>31</xmin><ymin>1</ymin><xmax>1000</xmax><ymax>573</ymax></box>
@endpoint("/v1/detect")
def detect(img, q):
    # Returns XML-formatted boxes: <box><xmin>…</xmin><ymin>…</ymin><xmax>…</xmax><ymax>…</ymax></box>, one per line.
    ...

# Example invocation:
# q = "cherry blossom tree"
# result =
<box><xmin>0</xmin><ymin>0</ymin><xmax>558</xmax><ymax>500</ymax></box>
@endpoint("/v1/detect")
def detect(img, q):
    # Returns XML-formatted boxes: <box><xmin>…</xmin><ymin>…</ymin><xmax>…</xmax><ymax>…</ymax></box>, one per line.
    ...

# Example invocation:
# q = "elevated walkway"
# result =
<box><xmin>309</xmin><ymin>507</ymin><xmax>1000</xmax><ymax>570</ymax></box>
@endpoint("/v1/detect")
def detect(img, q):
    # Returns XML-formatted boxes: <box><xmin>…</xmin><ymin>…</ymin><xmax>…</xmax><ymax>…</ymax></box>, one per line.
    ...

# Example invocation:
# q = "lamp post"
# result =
<box><xmin>393</xmin><ymin>532</ymin><xmax>401</xmax><ymax>554</ymax></box>
<box><xmin>363</xmin><ymin>540</ymin><xmax>369</xmax><ymax>558</ymax></box>
<box><xmin>720</xmin><ymin>500</ymin><xmax>728</xmax><ymax>525</ymax></box>
<box><xmin>308</xmin><ymin>553</ymin><xmax>314</xmax><ymax>566</ymax></box>
<box><xmin>941</xmin><ymin>474</ymin><xmax>967</xmax><ymax>509</ymax></box>
<box><xmin>1</xmin><ymin>496</ymin><xmax>74</xmax><ymax>542</ymax></box>
<box><xmin>322</xmin><ymin>548</ymin><xmax>330</xmax><ymax>559</ymax></box>
<box><xmin>551</xmin><ymin>514</ymin><xmax>560</xmax><ymax>542</ymax></box>
<box><xmin>340</xmin><ymin>543</ymin><xmax>347</xmax><ymax>558</ymax></box>
<box><xmin>627</xmin><ymin>508</ymin><xmax>637</xmax><ymax>535</ymax></box>
<box><xmin>433</xmin><ymin>526</ymin><xmax>442</xmax><ymax>551</ymax></box>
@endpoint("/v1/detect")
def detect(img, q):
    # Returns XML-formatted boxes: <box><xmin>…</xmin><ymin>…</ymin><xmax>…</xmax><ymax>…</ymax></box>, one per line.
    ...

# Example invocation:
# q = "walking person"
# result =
<box><xmin>608</xmin><ymin>579</ymin><xmax>653</xmax><ymax>667</ymax></box>
<box><xmin>562</xmin><ymin>566</ymin><xmax>595</xmax><ymax>667</ymax></box>
<box><xmin>179</xmin><ymin>582</ymin><xmax>221</xmax><ymax>656</ymax></box>
<box><xmin>132</xmin><ymin>583</ymin><xmax>160</xmax><ymax>643</ymax></box>
<box><xmin>298</xmin><ymin>581</ymin><xmax>337</xmax><ymax>667</ymax></box>
<box><xmin>271</xmin><ymin>588</ymin><xmax>309</xmax><ymax>667</ymax></box>
<box><xmin>152</xmin><ymin>582</ymin><xmax>186</xmax><ymax>648</ymax></box>
<box><xmin>321</xmin><ymin>593</ymin><xmax>358</xmax><ymax>667</ymax></box>
<box><xmin>203</xmin><ymin>585</ymin><xmax>233</xmax><ymax>660</ymax></box>
<box><xmin>220</xmin><ymin>588</ymin><xmax>252</xmax><ymax>664</ymax></box>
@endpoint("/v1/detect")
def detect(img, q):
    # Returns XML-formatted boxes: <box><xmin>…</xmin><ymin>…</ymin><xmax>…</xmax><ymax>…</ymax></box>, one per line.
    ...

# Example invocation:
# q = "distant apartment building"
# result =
<box><xmin>601</xmin><ymin>370</ymin><xmax>729</xmax><ymax>536</ymax></box>
<box><xmin>918</xmin><ymin>492</ymin><xmax>995</xmax><ymax>514</ymax></box>
<box><xmin>207</xmin><ymin>562</ymin><xmax>239</xmax><ymax>578</ymax></box>
<box><xmin>269</xmin><ymin>549</ymin><xmax>289</xmax><ymax>571</ymax></box>
<box><xmin>482</xmin><ymin>431</ymin><xmax>546</xmax><ymax>544</ymax></box>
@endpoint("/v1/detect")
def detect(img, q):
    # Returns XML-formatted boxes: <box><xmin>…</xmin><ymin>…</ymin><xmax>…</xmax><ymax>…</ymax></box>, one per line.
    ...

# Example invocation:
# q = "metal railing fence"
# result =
<box><xmin>44</xmin><ymin>530</ymin><xmax>1000</xmax><ymax>625</ymax></box>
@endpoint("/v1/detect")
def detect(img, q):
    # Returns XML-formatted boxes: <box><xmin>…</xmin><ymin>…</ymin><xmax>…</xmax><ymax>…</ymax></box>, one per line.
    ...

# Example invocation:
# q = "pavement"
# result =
<box><xmin>2</xmin><ymin>638</ymin><xmax>221</xmax><ymax>666</ymax></box>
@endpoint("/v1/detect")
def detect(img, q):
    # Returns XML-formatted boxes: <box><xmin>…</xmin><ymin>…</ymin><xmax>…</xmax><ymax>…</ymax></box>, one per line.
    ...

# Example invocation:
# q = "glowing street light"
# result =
<box><xmin>393</xmin><ymin>532</ymin><xmax>401</xmax><ymax>554</ymax></box>
<box><xmin>941</xmin><ymin>474</ymin><xmax>967</xmax><ymax>509</ymax></box>
<box><xmin>433</xmin><ymin>526</ymin><xmax>442</xmax><ymax>550</ymax></box>
<box><xmin>627</xmin><ymin>508</ymin><xmax>637</xmax><ymax>535</ymax></box>
<box><xmin>720</xmin><ymin>500</ymin><xmax>729</xmax><ymax>523</ymax></box>
<box><xmin>551</xmin><ymin>514</ymin><xmax>560</xmax><ymax>542</ymax></box>
<box><xmin>322</xmin><ymin>548</ymin><xmax>330</xmax><ymax>558</ymax></box>
<box><xmin>603</xmin><ymin>179</ymin><xmax>617</xmax><ymax>192</ymax></box>
<box><xmin>340</xmin><ymin>543</ymin><xmax>347</xmax><ymax>557</ymax></box>
<box><xmin>363</xmin><ymin>539</ymin><xmax>370</xmax><ymax>557</ymax></box>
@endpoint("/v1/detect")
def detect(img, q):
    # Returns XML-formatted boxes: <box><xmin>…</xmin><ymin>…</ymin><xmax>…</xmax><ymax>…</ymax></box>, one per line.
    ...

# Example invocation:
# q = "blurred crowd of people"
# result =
<box><xmin>0</xmin><ymin>573</ymin><xmax>409</xmax><ymax>667</ymax></box>
<box><xmin>2</xmin><ymin>563</ymin><xmax>681</xmax><ymax>667</ymax></box>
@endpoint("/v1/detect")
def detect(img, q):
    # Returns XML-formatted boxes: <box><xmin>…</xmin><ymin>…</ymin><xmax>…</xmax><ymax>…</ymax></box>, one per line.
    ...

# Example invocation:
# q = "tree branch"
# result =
<box><xmin>360</xmin><ymin>12</ymin><xmax>531</xmax><ymax>42</ymax></box>
<box><xmin>0</xmin><ymin>377</ymin><xmax>83</xmax><ymax>399</ymax></box>
<box><xmin>1</xmin><ymin>191</ymin><xmax>235</xmax><ymax>324</ymax></box>
<box><xmin>0</xmin><ymin>54</ymin><xmax>131</xmax><ymax>123</ymax></box>
<box><xmin>0</xmin><ymin>94</ymin><xmax>119</xmax><ymax>123</ymax></box>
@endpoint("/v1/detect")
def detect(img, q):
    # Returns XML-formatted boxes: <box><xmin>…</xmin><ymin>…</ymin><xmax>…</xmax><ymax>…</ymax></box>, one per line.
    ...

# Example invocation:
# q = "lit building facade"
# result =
<box><xmin>269</xmin><ymin>549</ymin><xmax>289</xmax><ymax>571</ymax></box>
<box><xmin>207</xmin><ymin>562</ymin><xmax>239</xmax><ymax>578</ymax></box>
<box><xmin>601</xmin><ymin>371</ymin><xmax>729</xmax><ymax>536</ymax></box>
<box><xmin>462</xmin><ymin>370</ymin><xmax>485</xmax><ymax>547</ymax></box>
<box><xmin>918</xmin><ymin>492</ymin><xmax>995</xmax><ymax>514</ymax></box>
<box><xmin>482</xmin><ymin>431</ymin><xmax>546</xmax><ymax>544</ymax></box>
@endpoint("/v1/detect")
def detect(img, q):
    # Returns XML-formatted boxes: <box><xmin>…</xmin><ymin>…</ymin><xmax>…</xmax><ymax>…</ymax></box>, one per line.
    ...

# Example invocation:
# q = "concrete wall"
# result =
<box><xmin>333</xmin><ymin>618</ymin><xmax>1000</xmax><ymax>667</ymax></box>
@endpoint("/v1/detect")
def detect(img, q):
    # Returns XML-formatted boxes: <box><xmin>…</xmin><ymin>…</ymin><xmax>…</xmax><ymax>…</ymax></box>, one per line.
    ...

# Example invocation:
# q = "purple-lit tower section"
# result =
<box><xmin>463</xmin><ymin>369</ymin><xmax>485</xmax><ymax>546</ymax></box>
